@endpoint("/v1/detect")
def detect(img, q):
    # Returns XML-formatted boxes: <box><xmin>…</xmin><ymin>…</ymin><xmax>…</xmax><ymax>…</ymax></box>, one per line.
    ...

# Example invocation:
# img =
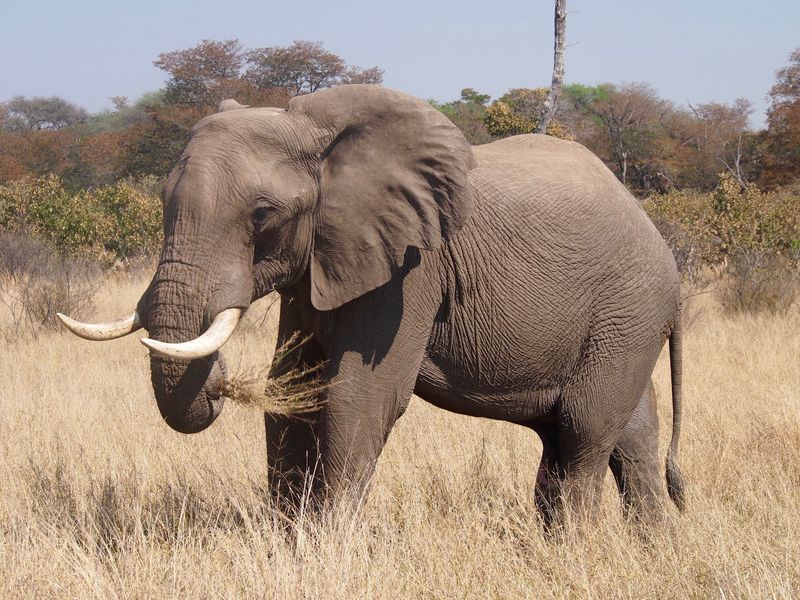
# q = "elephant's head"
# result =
<box><xmin>59</xmin><ymin>85</ymin><xmax>475</xmax><ymax>434</ymax></box>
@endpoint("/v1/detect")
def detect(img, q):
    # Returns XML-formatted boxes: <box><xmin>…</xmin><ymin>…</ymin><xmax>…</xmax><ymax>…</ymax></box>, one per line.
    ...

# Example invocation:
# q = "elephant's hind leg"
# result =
<box><xmin>608</xmin><ymin>379</ymin><xmax>668</xmax><ymax>524</ymax></box>
<box><xmin>547</xmin><ymin>343</ymin><xmax>660</xmax><ymax>526</ymax></box>
<box><xmin>530</xmin><ymin>424</ymin><xmax>563</xmax><ymax>529</ymax></box>
<box><xmin>552</xmin><ymin>428</ymin><xmax>616</xmax><ymax>524</ymax></box>
<box><xmin>530</xmin><ymin>418</ymin><xmax>615</xmax><ymax>530</ymax></box>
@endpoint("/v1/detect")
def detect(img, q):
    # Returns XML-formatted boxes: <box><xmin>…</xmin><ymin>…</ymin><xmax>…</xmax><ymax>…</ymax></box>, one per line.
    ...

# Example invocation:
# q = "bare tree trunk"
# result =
<box><xmin>537</xmin><ymin>0</ymin><xmax>567</xmax><ymax>134</ymax></box>
<box><xmin>621</xmin><ymin>151</ymin><xmax>628</xmax><ymax>185</ymax></box>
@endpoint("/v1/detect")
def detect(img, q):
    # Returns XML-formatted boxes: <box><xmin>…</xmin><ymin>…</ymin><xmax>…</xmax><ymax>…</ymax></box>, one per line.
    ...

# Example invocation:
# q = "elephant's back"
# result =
<box><xmin>468</xmin><ymin>134</ymin><xmax>676</xmax><ymax>278</ymax></box>
<box><xmin>471</xmin><ymin>134</ymin><xmax>641</xmax><ymax>219</ymax></box>
<box><xmin>472</xmin><ymin>134</ymin><xmax>615</xmax><ymax>187</ymax></box>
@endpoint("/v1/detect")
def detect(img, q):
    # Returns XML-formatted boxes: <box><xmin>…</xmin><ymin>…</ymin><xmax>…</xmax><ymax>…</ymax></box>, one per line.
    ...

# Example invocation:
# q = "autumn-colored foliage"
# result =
<box><xmin>484</xmin><ymin>101</ymin><xmax>537</xmax><ymax>137</ymax></box>
<box><xmin>759</xmin><ymin>48</ymin><xmax>800</xmax><ymax>188</ymax></box>
<box><xmin>484</xmin><ymin>88</ymin><xmax>570</xmax><ymax>139</ymax></box>
<box><xmin>154</xmin><ymin>39</ymin><xmax>381</xmax><ymax>107</ymax></box>
<box><xmin>245</xmin><ymin>41</ymin><xmax>383</xmax><ymax>95</ymax></box>
<box><xmin>477</xmin><ymin>86</ymin><xmax>570</xmax><ymax>140</ymax></box>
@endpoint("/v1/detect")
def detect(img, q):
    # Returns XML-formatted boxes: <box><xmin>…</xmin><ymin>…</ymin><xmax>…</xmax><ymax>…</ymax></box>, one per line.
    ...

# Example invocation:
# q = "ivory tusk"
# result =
<box><xmin>57</xmin><ymin>311</ymin><xmax>142</xmax><ymax>341</ymax></box>
<box><xmin>140</xmin><ymin>308</ymin><xmax>242</xmax><ymax>359</ymax></box>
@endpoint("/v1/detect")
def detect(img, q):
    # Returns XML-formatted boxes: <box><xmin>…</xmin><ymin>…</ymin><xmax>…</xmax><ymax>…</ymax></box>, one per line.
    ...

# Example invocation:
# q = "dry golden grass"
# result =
<box><xmin>0</xmin><ymin>274</ymin><xmax>798</xmax><ymax>599</ymax></box>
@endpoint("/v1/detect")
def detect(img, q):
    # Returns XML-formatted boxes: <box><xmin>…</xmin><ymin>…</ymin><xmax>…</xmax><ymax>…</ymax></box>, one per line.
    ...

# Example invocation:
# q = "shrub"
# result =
<box><xmin>0</xmin><ymin>231</ymin><xmax>102</xmax><ymax>335</ymax></box>
<box><xmin>484</xmin><ymin>101</ymin><xmax>536</xmax><ymax>137</ymax></box>
<box><xmin>92</xmin><ymin>178</ymin><xmax>163</xmax><ymax>258</ymax></box>
<box><xmin>644</xmin><ymin>174</ymin><xmax>800</xmax><ymax>314</ymax></box>
<box><xmin>716</xmin><ymin>251</ymin><xmax>799</xmax><ymax>315</ymax></box>
<box><xmin>710</xmin><ymin>174</ymin><xmax>800</xmax><ymax>260</ymax></box>
<box><xmin>0</xmin><ymin>174</ymin><xmax>162</xmax><ymax>261</ymax></box>
<box><xmin>643</xmin><ymin>188</ymin><xmax>721</xmax><ymax>287</ymax></box>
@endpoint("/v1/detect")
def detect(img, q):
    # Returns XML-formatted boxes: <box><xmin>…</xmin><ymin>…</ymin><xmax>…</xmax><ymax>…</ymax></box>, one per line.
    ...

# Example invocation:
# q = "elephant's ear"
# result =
<box><xmin>289</xmin><ymin>85</ymin><xmax>476</xmax><ymax>311</ymax></box>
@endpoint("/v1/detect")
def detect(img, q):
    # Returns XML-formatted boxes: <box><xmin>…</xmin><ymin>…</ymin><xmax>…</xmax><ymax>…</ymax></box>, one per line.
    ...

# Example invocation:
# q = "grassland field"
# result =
<box><xmin>0</xmin><ymin>272</ymin><xmax>798</xmax><ymax>599</ymax></box>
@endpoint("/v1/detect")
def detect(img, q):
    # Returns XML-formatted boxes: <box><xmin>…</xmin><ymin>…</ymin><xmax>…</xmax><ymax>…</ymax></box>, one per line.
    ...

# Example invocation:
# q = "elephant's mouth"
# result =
<box><xmin>149</xmin><ymin>351</ymin><xmax>227</xmax><ymax>434</ymax></box>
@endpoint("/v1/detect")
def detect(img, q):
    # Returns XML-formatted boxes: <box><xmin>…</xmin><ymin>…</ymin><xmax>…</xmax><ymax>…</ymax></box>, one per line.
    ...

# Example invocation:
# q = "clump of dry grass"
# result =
<box><xmin>220</xmin><ymin>333</ymin><xmax>328</xmax><ymax>417</ymax></box>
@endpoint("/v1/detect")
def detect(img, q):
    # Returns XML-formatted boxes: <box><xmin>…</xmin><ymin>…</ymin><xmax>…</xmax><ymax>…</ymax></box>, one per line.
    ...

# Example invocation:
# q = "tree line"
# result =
<box><xmin>0</xmin><ymin>40</ymin><xmax>383</xmax><ymax>191</ymax></box>
<box><xmin>1</xmin><ymin>40</ymin><xmax>798</xmax><ymax>196</ymax></box>
<box><xmin>433</xmin><ymin>54</ymin><xmax>799</xmax><ymax>195</ymax></box>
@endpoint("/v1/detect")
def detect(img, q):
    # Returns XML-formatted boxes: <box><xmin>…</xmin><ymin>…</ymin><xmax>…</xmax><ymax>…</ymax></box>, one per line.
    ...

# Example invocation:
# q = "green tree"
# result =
<box><xmin>431</xmin><ymin>88</ymin><xmax>493</xmax><ymax>145</ymax></box>
<box><xmin>88</xmin><ymin>92</ymin><xmax>161</xmax><ymax>133</ymax></box>
<box><xmin>2</xmin><ymin>96</ymin><xmax>88</xmax><ymax>131</ymax></box>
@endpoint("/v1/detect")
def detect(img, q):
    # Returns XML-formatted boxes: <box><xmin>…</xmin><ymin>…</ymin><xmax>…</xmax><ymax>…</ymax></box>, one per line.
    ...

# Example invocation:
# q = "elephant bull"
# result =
<box><xmin>60</xmin><ymin>85</ymin><xmax>686</xmax><ymax>525</ymax></box>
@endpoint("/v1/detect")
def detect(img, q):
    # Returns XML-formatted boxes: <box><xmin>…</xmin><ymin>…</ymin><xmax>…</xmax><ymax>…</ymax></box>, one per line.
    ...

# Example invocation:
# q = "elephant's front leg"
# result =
<box><xmin>268</xmin><ymin>270</ymin><xmax>439</xmax><ymax>507</ymax></box>
<box><xmin>265</xmin><ymin>296</ymin><xmax>327</xmax><ymax>510</ymax></box>
<box><xmin>315</xmin><ymin>293</ymin><xmax>438</xmax><ymax>502</ymax></box>
<box><xmin>317</xmin><ymin>377</ymin><xmax>414</xmax><ymax>501</ymax></box>
<box><xmin>266</xmin><ymin>363</ymin><xmax>418</xmax><ymax>509</ymax></box>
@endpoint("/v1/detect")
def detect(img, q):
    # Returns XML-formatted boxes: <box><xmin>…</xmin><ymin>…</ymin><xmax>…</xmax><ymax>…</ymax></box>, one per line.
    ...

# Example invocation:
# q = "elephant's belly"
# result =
<box><xmin>414</xmin><ymin>356</ymin><xmax>562</xmax><ymax>423</ymax></box>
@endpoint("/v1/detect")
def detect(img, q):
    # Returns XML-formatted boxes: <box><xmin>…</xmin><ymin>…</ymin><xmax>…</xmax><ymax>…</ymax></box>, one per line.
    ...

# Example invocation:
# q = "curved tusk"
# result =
<box><xmin>57</xmin><ymin>311</ymin><xmax>142</xmax><ymax>341</ymax></box>
<box><xmin>140</xmin><ymin>308</ymin><xmax>242</xmax><ymax>360</ymax></box>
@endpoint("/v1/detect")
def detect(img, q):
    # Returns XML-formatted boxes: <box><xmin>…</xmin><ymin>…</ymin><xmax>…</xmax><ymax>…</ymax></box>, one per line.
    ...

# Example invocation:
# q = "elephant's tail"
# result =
<box><xmin>666</xmin><ymin>316</ymin><xmax>687</xmax><ymax>511</ymax></box>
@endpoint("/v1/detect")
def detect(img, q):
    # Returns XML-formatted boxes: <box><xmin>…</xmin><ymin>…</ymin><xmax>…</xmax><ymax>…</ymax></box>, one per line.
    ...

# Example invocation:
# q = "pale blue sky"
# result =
<box><xmin>1</xmin><ymin>0</ymin><xmax>798</xmax><ymax>127</ymax></box>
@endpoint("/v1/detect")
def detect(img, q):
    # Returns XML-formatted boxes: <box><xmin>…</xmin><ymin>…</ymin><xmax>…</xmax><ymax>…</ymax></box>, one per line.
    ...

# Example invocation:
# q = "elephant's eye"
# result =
<box><xmin>251</xmin><ymin>206</ymin><xmax>270</xmax><ymax>226</ymax></box>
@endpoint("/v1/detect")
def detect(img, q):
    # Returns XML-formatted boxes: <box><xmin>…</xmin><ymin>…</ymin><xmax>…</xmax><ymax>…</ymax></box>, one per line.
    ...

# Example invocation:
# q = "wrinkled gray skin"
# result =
<box><xmin>136</xmin><ymin>85</ymin><xmax>685</xmax><ymax>525</ymax></box>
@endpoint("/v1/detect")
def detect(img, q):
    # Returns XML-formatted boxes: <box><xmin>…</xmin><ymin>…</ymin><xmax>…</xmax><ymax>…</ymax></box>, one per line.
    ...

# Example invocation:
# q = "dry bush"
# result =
<box><xmin>0</xmin><ymin>277</ymin><xmax>798</xmax><ymax>598</ymax></box>
<box><xmin>645</xmin><ymin>175</ymin><xmax>800</xmax><ymax>314</ymax></box>
<box><xmin>220</xmin><ymin>333</ymin><xmax>328</xmax><ymax>417</ymax></box>
<box><xmin>645</xmin><ymin>204</ymin><xmax>717</xmax><ymax>291</ymax></box>
<box><xmin>0</xmin><ymin>231</ymin><xmax>102</xmax><ymax>336</ymax></box>
<box><xmin>716</xmin><ymin>250</ymin><xmax>800</xmax><ymax>315</ymax></box>
<box><xmin>218</xmin><ymin>299</ymin><xmax>329</xmax><ymax>418</ymax></box>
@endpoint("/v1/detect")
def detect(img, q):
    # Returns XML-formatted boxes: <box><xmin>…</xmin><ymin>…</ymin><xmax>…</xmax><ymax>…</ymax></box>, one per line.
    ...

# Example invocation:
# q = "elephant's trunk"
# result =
<box><xmin>141</xmin><ymin>160</ymin><xmax>257</xmax><ymax>433</ymax></box>
<box><xmin>144</xmin><ymin>263</ymin><xmax>227</xmax><ymax>434</ymax></box>
<box><xmin>149</xmin><ymin>351</ymin><xmax>226</xmax><ymax>434</ymax></box>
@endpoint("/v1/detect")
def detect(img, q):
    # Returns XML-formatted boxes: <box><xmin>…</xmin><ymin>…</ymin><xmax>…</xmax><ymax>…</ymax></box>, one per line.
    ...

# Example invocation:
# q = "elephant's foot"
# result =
<box><xmin>534</xmin><ymin>463</ymin><xmax>561</xmax><ymax>531</ymax></box>
<box><xmin>609</xmin><ymin>448</ymin><xmax>669</xmax><ymax>529</ymax></box>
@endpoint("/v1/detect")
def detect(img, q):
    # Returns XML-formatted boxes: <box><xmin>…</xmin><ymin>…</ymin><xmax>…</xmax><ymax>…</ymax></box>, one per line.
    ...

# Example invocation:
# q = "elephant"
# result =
<box><xmin>59</xmin><ymin>85</ymin><xmax>686</xmax><ymax>525</ymax></box>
